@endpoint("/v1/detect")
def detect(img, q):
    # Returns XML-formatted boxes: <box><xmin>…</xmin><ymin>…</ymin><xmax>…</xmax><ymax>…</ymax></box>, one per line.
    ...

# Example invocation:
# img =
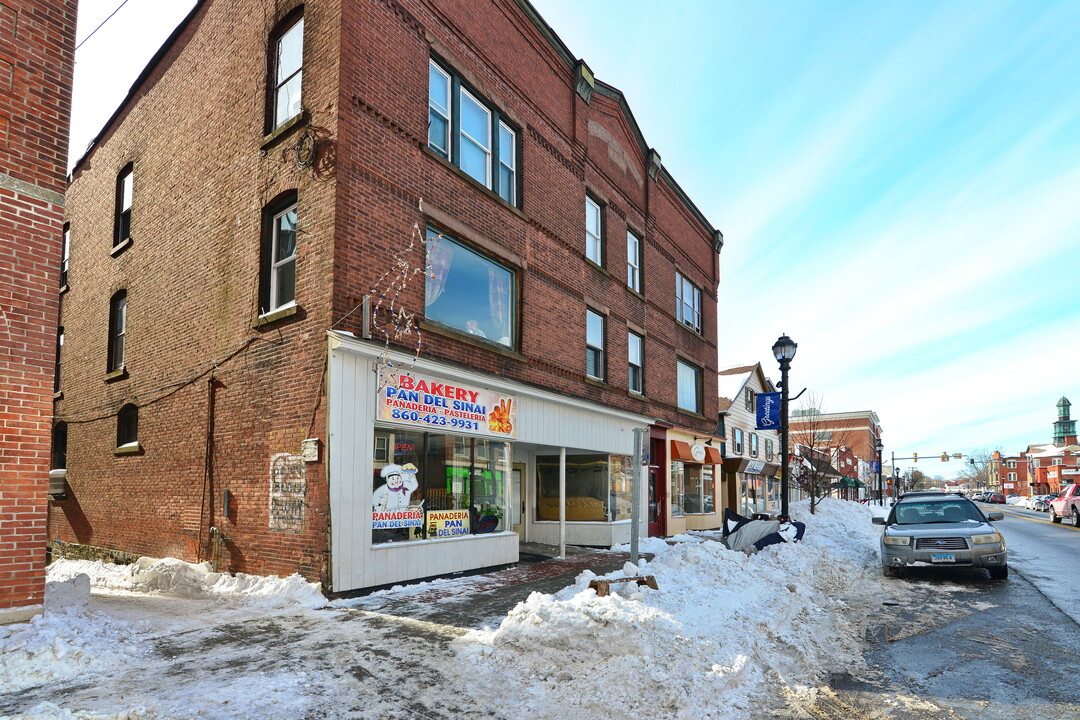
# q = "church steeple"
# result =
<box><xmin>1054</xmin><ymin>397</ymin><xmax>1076</xmax><ymax>447</ymax></box>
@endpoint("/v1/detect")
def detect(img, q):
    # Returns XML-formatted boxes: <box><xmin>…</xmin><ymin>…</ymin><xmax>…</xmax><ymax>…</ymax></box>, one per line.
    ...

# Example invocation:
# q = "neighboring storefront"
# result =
<box><xmin>326</xmin><ymin>332</ymin><xmax>652</xmax><ymax>592</ymax></box>
<box><xmin>665</xmin><ymin>431</ymin><xmax>723</xmax><ymax>534</ymax></box>
<box><xmin>725</xmin><ymin>457</ymin><xmax>782</xmax><ymax>518</ymax></box>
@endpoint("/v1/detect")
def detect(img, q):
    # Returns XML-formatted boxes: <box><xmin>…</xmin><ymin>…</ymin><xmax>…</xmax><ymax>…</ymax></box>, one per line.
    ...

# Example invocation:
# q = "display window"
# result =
<box><xmin>670</xmin><ymin>461</ymin><xmax>686</xmax><ymax>517</ymax></box>
<box><xmin>682</xmin><ymin>465</ymin><xmax>715</xmax><ymax>514</ymax></box>
<box><xmin>371</xmin><ymin>427</ymin><xmax>509</xmax><ymax>544</ymax></box>
<box><xmin>535</xmin><ymin>454</ymin><xmax>632</xmax><ymax>522</ymax></box>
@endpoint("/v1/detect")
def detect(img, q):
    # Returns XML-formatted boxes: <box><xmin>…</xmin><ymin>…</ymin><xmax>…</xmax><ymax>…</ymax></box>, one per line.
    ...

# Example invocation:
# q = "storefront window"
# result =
<box><xmin>682</xmin><ymin>465</ymin><xmax>716</xmax><ymax>514</ymax></box>
<box><xmin>536</xmin><ymin>453</ymin><xmax>630</xmax><ymax>522</ymax></box>
<box><xmin>371</xmin><ymin>427</ymin><xmax>509</xmax><ymax>544</ymax></box>
<box><xmin>670</xmin><ymin>461</ymin><xmax>685</xmax><ymax>517</ymax></box>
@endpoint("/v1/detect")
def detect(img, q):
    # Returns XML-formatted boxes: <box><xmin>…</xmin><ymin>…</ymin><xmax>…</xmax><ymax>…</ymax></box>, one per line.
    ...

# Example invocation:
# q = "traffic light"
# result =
<box><xmin>942</xmin><ymin>452</ymin><xmax>949</xmax><ymax>462</ymax></box>
<box><xmin>913</xmin><ymin>452</ymin><xmax>917</xmax><ymax>462</ymax></box>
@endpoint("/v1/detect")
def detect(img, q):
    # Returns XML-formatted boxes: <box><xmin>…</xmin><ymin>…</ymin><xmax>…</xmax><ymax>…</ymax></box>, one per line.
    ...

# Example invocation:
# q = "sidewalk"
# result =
<box><xmin>340</xmin><ymin>542</ymin><xmax>649</xmax><ymax>629</ymax></box>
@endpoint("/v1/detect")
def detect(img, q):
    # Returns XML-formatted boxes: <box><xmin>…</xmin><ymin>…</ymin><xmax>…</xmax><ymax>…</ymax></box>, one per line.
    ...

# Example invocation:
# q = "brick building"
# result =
<box><xmin>788</xmin><ymin>408</ymin><xmax>882</xmax><ymax>498</ymax></box>
<box><xmin>52</xmin><ymin>0</ymin><xmax>723</xmax><ymax>592</ymax></box>
<box><xmin>990</xmin><ymin>398</ymin><xmax>1079</xmax><ymax>496</ymax></box>
<box><xmin>0</xmin><ymin>0</ymin><xmax>78</xmax><ymax>624</ymax></box>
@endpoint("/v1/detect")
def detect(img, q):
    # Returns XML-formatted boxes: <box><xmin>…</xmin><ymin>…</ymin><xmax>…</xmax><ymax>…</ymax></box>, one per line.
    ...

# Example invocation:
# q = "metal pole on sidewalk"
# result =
<box><xmin>559</xmin><ymin>446</ymin><xmax>566</xmax><ymax>559</ymax></box>
<box><xmin>631</xmin><ymin>427</ymin><xmax>643</xmax><ymax>565</ymax></box>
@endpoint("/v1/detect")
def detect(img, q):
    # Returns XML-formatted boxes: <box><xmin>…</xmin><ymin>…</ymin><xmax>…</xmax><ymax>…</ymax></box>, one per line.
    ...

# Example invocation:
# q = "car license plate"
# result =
<box><xmin>931</xmin><ymin>553</ymin><xmax>955</xmax><ymax>563</ymax></box>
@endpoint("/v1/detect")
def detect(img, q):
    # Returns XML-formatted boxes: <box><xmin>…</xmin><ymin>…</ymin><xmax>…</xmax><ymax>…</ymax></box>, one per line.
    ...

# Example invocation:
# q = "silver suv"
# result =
<box><xmin>873</xmin><ymin>494</ymin><xmax>1008</xmax><ymax>579</ymax></box>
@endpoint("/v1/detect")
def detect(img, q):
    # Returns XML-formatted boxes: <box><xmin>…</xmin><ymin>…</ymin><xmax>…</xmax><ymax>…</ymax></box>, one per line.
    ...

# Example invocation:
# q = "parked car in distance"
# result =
<box><xmin>985</xmin><ymin>493</ymin><xmax>1006</xmax><ymax>504</ymax></box>
<box><xmin>1049</xmin><ymin>483</ymin><xmax>1080</xmax><ymax>526</ymax></box>
<box><xmin>873</xmin><ymin>495</ymin><xmax>1008</xmax><ymax>580</ymax></box>
<box><xmin>1034</xmin><ymin>494</ymin><xmax>1058</xmax><ymax>512</ymax></box>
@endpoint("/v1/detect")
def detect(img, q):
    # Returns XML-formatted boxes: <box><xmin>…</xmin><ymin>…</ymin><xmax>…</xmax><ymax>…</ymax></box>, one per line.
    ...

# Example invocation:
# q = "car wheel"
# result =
<box><xmin>1051</xmin><ymin>510</ymin><xmax>1062</xmax><ymax>524</ymax></box>
<box><xmin>988</xmin><ymin>564</ymin><xmax>1008</xmax><ymax>580</ymax></box>
<box><xmin>1073</xmin><ymin>512</ymin><xmax>1080</xmax><ymax>528</ymax></box>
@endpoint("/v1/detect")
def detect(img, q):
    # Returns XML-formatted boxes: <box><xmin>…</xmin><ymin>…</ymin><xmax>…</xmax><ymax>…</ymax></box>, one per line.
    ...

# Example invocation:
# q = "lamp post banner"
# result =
<box><xmin>756</xmin><ymin>392</ymin><xmax>782</xmax><ymax>430</ymax></box>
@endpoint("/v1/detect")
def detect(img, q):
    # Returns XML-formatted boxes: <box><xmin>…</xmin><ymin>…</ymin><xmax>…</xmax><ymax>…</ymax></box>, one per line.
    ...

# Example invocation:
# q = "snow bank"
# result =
<box><xmin>459</xmin><ymin>498</ymin><xmax>884</xmax><ymax>720</ymax></box>
<box><xmin>0</xmin><ymin>574</ymin><xmax>145</xmax><ymax>696</ymax></box>
<box><xmin>45</xmin><ymin>556</ymin><xmax>326</xmax><ymax>609</ymax></box>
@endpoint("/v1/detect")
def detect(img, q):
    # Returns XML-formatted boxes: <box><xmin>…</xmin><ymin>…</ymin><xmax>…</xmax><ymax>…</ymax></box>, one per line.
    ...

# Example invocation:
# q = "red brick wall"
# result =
<box><xmin>0</xmin><ymin>0</ymin><xmax>76</xmax><ymax>618</ymax></box>
<box><xmin>54</xmin><ymin>0</ymin><xmax>721</xmax><ymax>582</ymax></box>
<box><xmin>53</xmin><ymin>0</ymin><xmax>341</xmax><ymax>581</ymax></box>
<box><xmin>334</xmin><ymin>0</ymin><xmax>720</xmax><ymax>427</ymax></box>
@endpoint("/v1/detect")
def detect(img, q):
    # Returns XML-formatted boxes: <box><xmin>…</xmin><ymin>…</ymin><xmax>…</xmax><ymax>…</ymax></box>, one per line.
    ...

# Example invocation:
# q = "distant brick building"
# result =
<box><xmin>52</xmin><ymin>0</ymin><xmax>724</xmax><ymax>592</ymax></box>
<box><xmin>788</xmin><ymin>408</ymin><xmax>882</xmax><ymax>498</ymax></box>
<box><xmin>0</xmin><ymin>0</ymin><xmax>78</xmax><ymax>624</ymax></box>
<box><xmin>991</xmin><ymin>397</ymin><xmax>1080</xmax><ymax>496</ymax></box>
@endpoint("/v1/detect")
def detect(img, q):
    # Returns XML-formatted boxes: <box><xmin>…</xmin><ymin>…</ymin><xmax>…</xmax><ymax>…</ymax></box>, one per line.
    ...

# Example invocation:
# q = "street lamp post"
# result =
<box><xmin>875</xmin><ymin>438</ymin><xmax>884</xmax><ymax>505</ymax></box>
<box><xmin>772</xmin><ymin>334</ymin><xmax>797</xmax><ymax>520</ymax></box>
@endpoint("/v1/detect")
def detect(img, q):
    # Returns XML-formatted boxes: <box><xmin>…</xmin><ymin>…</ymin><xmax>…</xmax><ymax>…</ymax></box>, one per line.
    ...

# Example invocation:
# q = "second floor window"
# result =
<box><xmin>271</xmin><ymin>14</ymin><xmax>304</xmax><ymax>130</ymax></box>
<box><xmin>750</xmin><ymin>433</ymin><xmax>759</xmax><ymax>457</ymax></box>
<box><xmin>677</xmin><ymin>359</ymin><xmax>701</xmax><ymax>414</ymax></box>
<box><xmin>628</xmin><ymin>331</ymin><xmax>643</xmax><ymax>394</ymax></box>
<box><xmin>425</xmin><ymin>228</ymin><xmax>516</xmax><ymax>347</ymax></box>
<box><xmin>627</xmin><ymin>230</ymin><xmax>641</xmax><ymax>292</ymax></box>
<box><xmin>676</xmin><ymin>271</ymin><xmax>701</xmax><ymax>333</ymax></box>
<box><xmin>114</xmin><ymin>165</ymin><xmax>133</xmax><ymax>247</ymax></box>
<box><xmin>260</xmin><ymin>192</ymin><xmax>298</xmax><ymax>315</ymax></box>
<box><xmin>428</xmin><ymin>59</ymin><xmax>517</xmax><ymax>205</ymax></box>
<box><xmin>60</xmin><ymin>223</ymin><xmax>70</xmax><ymax>287</ymax></box>
<box><xmin>107</xmin><ymin>290</ymin><xmax>126</xmax><ymax>373</ymax></box>
<box><xmin>585</xmin><ymin>195</ymin><xmax>603</xmax><ymax>265</ymax></box>
<box><xmin>765</xmin><ymin>438</ymin><xmax>774</xmax><ymax>461</ymax></box>
<box><xmin>733</xmin><ymin>427</ymin><xmax>744</xmax><ymax>455</ymax></box>
<box><xmin>586</xmin><ymin>309</ymin><xmax>605</xmax><ymax>380</ymax></box>
<box><xmin>54</xmin><ymin>327</ymin><xmax>63</xmax><ymax>392</ymax></box>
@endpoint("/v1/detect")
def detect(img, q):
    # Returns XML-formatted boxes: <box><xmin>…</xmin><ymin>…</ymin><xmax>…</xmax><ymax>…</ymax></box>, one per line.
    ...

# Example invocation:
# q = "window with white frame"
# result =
<box><xmin>1007</xmin><ymin>461</ymin><xmax>1016</xmax><ymax>469</ymax></box>
<box><xmin>1053</xmin><ymin>458</ymin><xmax>1063</xmax><ymax>466</ymax></box>
<box><xmin>427</xmin><ymin>58</ymin><xmax>518</xmax><ymax>205</ymax></box>
<box><xmin>107</xmin><ymin>290</ymin><xmax>126</xmax><ymax>373</ymax></box>
<box><xmin>586</xmin><ymin>309</ymin><xmax>605</xmax><ymax>381</ymax></box>
<box><xmin>676</xmin><ymin>271</ymin><xmax>701</xmax><ymax>333</ymax></box>
<box><xmin>60</xmin><ymin>223</ymin><xmax>70</xmax><ymax>287</ymax></box>
<box><xmin>676</xmin><ymin>359</ymin><xmax>701</xmax><ymax>414</ymax></box>
<box><xmin>260</xmin><ymin>192</ymin><xmax>298</xmax><ymax>314</ymax></box>
<box><xmin>733</xmin><ymin>427</ymin><xmax>744</xmax><ymax>455</ymax></box>
<box><xmin>750</xmin><ymin>433</ymin><xmax>758</xmax><ymax>457</ymax></box>
<box><xmin>1008</xmin><ymin>472</ymin><xmax>1016</xmax><ymax>482</ymax></box>
<box><xmin>270</xmin><ymin>13</ymin><xmax>304</xmax><ymax>130</ymax></box>
<box><xmin>627</xmin><ymin>229</ymin><xmax>641</xmax><ymax>292</ymax></box>
<box><xmin>114</xmin><ymin>165</ymin><xmax>133</xmax><ymax>247</ymax></box>
<box><xmin>628</xmin><ymin>331</ymin><xmax>644</xmax><ymax>394</ymax></box>
<box><xmin>585</xmin><ymin>195</ymin><xmax>603</xmax><ymax>265</ymax></box>
<box><xmin>765</xmin><ymin>438</ymin><xmax>774</xmax><ymax>461</ymax></box>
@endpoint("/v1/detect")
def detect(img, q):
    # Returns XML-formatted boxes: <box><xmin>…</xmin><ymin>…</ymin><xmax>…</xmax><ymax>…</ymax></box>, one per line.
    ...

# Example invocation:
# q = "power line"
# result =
<box><xmin>75</xmin><ymin>0</ymin><xmax>131</xmax><ymax>51</ymax></box>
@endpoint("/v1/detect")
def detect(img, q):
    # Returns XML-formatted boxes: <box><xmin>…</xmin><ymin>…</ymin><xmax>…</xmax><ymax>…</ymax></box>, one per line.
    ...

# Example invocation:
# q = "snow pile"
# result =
<box><xmin>459</xmin><ymin>498</ymin><xmax>883</xmax><ymax>720</ymax></box>
<box><xmin>0</xmin><ymin>574</ymin><xmax>145</xmax><ymax>696</ymax></box>
<box><xmin>46</xmin><ymin>556</ymin><xmax>327</xmax><ymax>609</ymax></box>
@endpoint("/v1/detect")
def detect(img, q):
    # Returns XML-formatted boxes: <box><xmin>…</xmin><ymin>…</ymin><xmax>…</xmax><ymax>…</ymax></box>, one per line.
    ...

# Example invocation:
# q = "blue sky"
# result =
<box><xmin>70</xmin><ymin>1</ymin><xmax>1080</xmax><ymax>479</ymax></box>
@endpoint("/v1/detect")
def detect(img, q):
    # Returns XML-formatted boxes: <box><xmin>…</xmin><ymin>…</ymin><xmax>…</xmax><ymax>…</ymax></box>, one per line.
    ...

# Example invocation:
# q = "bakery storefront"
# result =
<box><xmin>326</xmin><ymin>331</ymin><xmax>651</xmax><ymax>592</ymax></box>
<box><xmin>665</xmin><ymin>431</ymin><xmax>723</xmax><ymax>534</ymax></box>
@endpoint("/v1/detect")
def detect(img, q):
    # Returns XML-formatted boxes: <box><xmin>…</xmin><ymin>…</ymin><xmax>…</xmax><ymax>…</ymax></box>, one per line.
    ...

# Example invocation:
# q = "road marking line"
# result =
<box><xmin>994</xmin><ymin>507</ymin><xmax>1080</xmax><ymax>531</ymax></box>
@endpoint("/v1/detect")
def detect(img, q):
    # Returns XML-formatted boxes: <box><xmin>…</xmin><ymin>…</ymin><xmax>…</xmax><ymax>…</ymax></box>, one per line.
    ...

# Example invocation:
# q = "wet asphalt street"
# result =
<box><xmin>777</xmin><ymin>507</ymin><xmax>1080</xmax><ymax>719</ymax></box>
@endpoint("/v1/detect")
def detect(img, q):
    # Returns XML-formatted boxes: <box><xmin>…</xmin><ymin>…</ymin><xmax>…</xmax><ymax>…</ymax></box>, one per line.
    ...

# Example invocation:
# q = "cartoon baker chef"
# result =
<box><xmin>372</xmin><ymin>463</ymin><xmax>418</xmax><ymax>512</ymax></box>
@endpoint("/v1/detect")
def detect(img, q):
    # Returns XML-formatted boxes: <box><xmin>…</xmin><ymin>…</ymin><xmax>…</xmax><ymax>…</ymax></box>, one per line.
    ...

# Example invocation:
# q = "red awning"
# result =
<box><xmin>670</xmin><ymin>440</ymin><xmax>695</xmax><ymax>461</ymax></box>
<box><xmin>704</xmin><ymin>446</ymin><xmax>723</xmax><ymax>464</ymax></box>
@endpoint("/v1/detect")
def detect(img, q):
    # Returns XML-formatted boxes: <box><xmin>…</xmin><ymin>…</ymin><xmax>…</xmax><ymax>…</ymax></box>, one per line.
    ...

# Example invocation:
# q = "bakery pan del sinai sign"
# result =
<box><xmin>377</xmin><ymin>368</ymin><xmax>517</xmax><ymax>440</ymax></box>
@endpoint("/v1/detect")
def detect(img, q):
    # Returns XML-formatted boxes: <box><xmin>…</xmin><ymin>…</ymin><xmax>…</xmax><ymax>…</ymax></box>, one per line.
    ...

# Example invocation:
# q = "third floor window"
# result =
<box><xmin>270</xmin><ymin>13</ymin><xmax>304</xmax><ymax>130</ymax></box>
<box><xmin>428</xmin><ymin>59</ymin><xmax>517</xmax><ymax>205</ymax></box>
<box><xmin>114</xmin><ymin>165</ymin><xmax>133</xmax><ymax>247</ymax></box>
<box><xmin>585</xmin><ymin>195</ymin><xmax>603</xmax><ymax>265</ymax></box>
<box><xmin>676</xmin><ymin>271</ymin><xmax>701</xmax><ymax>333</ymax></box>
<box><xmin>627</xmin><ymin>229</ymin><xmax>641</xmax><ymax>292</ymax></box>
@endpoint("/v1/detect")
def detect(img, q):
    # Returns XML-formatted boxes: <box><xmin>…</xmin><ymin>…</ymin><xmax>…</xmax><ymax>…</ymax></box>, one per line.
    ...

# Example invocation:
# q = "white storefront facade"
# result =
<box><xmin>326</xmin><ymin>332</ymin><xmax>652</xmax><ymax>593</ymax></box>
